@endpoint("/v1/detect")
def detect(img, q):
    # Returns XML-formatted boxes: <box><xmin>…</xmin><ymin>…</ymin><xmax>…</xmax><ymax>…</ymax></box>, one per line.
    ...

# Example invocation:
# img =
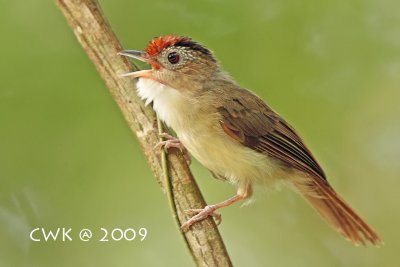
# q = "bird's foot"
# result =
<box><xmin>180</xmin><ymin>194</ymin><xmax>245</xmax><ymax>231</ymax></box>
<box><xmin>154</xmin><ymin>133</ymin><xmax>191</xmax><ymax>165</ymax></box>
<box><xmin>181</xmin><ymin>205</ymin><xmax>222</xmax><ymax>231</ymax></box>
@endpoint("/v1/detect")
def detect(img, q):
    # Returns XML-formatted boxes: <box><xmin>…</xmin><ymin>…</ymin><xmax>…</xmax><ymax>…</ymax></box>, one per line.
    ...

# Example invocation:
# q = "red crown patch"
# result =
<box><xmin>145</xmin><ymin>35</ymin><xmax>191</xmax><ymax>56</ymax></box>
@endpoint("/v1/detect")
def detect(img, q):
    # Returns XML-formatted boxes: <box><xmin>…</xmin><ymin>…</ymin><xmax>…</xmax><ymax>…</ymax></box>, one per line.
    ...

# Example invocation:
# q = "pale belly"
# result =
<box><xmin>176</xmin><ymin>123</ymin><xmax>282</xmax><ymax>187</ymax></box>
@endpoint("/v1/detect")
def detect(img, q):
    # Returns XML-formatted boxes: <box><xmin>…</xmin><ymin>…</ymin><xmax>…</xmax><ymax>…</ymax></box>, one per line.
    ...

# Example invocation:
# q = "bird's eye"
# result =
<box><xmin>167</xmin><ymin>52</ymin><xmax>180</xmax><ymax>64</ymax></box>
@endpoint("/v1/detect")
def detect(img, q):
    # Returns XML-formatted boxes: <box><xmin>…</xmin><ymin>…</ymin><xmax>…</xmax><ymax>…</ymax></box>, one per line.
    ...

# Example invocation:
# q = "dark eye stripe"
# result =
<box><xmin>167</xmin><ymin>52</ymin><xmax>180</xmax><ymax>64</ymax></box>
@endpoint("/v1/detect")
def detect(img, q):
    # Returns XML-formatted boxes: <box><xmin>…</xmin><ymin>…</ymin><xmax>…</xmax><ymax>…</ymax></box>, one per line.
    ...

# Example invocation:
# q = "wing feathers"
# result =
<box><xmin>218</xmin><ymin>92</ymin><xmax>326</xmax><ymax>180</ymax></box>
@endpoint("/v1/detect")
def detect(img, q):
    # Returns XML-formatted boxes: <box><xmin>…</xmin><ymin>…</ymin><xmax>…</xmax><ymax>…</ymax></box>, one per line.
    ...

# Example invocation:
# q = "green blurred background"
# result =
<box><xmin>1</xmin><ymin>0</ymin><xmax>399</xmax><ymax>266</ymax></box>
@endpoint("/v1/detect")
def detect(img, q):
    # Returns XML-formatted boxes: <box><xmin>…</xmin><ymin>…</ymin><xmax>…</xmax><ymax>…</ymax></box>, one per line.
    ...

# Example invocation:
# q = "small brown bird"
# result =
<box><xmin>119</xmin><ymin>35</ymin><xmax>381</xmax><ymax>246</ymax></box>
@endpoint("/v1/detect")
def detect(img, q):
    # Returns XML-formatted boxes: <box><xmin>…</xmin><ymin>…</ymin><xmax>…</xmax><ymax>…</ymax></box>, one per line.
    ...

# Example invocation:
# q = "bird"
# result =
<box><xmin>119</xmin><ymin>35</ymin><xmax>381</xmax><ymax>246</ymax></box>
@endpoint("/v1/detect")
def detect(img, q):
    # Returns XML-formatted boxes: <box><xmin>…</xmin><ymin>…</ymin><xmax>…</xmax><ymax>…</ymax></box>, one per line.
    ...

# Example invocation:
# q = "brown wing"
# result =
<box><xmin>217</xmin><ymin>89</ymin><xmax>327</xmax><ymax>181</ymax></box>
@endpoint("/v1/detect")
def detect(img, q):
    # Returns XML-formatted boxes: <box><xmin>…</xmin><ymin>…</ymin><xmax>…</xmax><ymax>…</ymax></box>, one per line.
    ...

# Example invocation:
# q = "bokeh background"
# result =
<box><xmin>1</xmin><ymin>0</ymin><xmax>399</xmax><ymax>266</ymax></box>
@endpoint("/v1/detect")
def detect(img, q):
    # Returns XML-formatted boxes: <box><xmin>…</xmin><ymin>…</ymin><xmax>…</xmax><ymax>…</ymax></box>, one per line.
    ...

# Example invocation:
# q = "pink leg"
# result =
<box><xmin>154</xmin><ymin>133</ymin><xmax>191</xmax><ymax>164</ymax></box>
<box><xmin>181</xmin><ymin>182</ymin><xmax>252</xmax><ymax>231</ymax></box>
<box><xmin>181</xmin><ymin>194</ymin><xmax>244</xmax><ymax>231</ymax></box>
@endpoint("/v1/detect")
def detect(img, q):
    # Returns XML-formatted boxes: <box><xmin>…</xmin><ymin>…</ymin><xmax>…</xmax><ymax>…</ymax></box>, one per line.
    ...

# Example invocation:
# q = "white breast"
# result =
<box><xmin>136</xmin><ymin>78</ymin><xmax>190</xmax><ymax>130</ymax></box>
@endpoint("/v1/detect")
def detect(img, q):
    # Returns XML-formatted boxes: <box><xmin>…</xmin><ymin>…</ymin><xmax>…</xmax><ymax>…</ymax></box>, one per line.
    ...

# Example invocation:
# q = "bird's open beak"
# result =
<box><xmin>118</xmin><ymin>50</ymin><xmax>147</xmax><ymax>62</ymax></box>
<box><xmin>118</xmin><ymin>50</ymin><xmax>160</xmax><ymax>78</ymax></box>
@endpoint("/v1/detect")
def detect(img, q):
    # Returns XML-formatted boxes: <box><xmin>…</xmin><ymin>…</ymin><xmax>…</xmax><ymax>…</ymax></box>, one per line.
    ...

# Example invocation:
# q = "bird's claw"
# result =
<box><xmin>181</xmin><ymin>205</ymin><xmax>222</xmax><ymax>231</ymax></box>
<box><xmin>154</xmin><ymin>133</ymin><xmax>191</xmax><ymax>165</ymax></box>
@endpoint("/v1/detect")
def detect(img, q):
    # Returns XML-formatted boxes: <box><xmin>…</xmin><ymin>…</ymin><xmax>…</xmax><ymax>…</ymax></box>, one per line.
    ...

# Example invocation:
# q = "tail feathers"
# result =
<box><xmin>294</xmin><ymin>178</ymin><xmax>381</xmax><ymax>246</ymax></box>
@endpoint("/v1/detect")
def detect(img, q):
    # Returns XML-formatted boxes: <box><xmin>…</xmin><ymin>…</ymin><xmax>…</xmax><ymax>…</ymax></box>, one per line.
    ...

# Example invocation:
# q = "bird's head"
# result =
<box><xmin>119</xmin><ymin>35</ymin><xmax>219</xmax><ymax>90</ymax></box>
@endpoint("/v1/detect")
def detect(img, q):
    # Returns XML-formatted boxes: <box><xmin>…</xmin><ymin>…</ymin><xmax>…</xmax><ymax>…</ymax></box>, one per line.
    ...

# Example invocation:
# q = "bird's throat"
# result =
<box><xmin>136</xmin><ymin>78</ymin><xmax>190</xmax><ymax>129</ymax></box>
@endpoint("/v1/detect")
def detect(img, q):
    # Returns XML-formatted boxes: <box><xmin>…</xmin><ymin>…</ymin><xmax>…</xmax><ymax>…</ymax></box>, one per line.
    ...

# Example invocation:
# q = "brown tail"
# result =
<box><xmin>293</xmin><ymin>177</ymin><xmax>381</xmax><ymax>246</ymax></box>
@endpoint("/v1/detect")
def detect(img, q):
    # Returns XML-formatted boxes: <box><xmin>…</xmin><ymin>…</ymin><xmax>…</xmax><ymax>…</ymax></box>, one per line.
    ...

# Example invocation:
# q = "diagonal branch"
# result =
<box><xmin>55</xmin><ymin>0</ymin><xmax>232</xmax><ymax>266</ymax></box>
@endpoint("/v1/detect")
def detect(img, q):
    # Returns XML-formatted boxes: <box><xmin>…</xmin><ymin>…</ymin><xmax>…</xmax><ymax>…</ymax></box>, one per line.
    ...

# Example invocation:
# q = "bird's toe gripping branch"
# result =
<box><xmin>181</xmin><ymin>206</ymin><xmax>222</xmax><ymax>231</ymax></box>
<box><xmin>181</xmin><ymin>194</ymin><xmax>244</xmax><ymax>231</ymax></box>
<box><xmin>154</xmin><ymin>132</ymin><xmax>191</xmax><ymax>165</ymax></box>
